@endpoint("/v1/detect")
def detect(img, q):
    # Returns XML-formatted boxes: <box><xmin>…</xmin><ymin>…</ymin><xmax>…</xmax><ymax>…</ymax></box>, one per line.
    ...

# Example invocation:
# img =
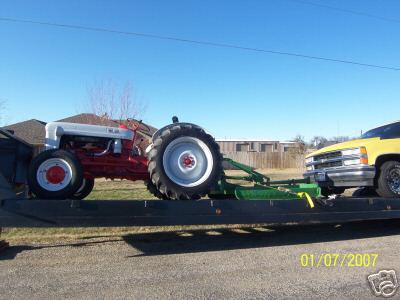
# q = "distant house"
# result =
<box><xmin>3</xmin><ymin>119</ymin><xmax>47</xmax><ymax>154</ymax></box>
<box><xmin>2</xmin><ymin>113</ymin><xmax>157</xmax><ymax>155</ymax></box>
<box><xmin>216</xmin><ymin>139</ymin><xmax>299</xmax><ymax>154</ymax></box>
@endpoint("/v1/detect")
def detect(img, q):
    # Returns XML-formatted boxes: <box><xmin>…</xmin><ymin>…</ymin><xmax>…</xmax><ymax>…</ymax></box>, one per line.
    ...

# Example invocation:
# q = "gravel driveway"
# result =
<box><xmin>1</xmin><ymin>220</ymin><xmax>400</xmax><ymax>299</ymax></box>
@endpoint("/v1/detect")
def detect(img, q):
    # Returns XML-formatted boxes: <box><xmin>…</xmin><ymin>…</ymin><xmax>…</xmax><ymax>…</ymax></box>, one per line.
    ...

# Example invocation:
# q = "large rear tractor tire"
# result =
<box><xmin>148</xmin><ymin>123</ymin><xmax>223</xmax><ymax>200</ymax></box>
<box><xmin>376</xmin><ymin>161</ymin><xmax>400</xmax><ymax>198</ymax></box>
<box><xmin>146</xmin><ymin>180</ymin><xmax>171</xmax><ymax>200</ymax></box>
<box><xmin>28</xmin><ymin>149</ymin><xmax>84</xmax><ymax>199</ymax></box>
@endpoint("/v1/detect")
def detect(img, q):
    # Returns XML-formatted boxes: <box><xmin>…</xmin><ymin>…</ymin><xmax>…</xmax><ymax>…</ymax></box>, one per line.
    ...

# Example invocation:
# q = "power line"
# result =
<box><xmin>286</xmin><ymin>0</ymin><xmax>400</xmax><ymax>24</ymax></box>
<box><xmin>0</xmin><ymin>16</ymin><xmax>399</xmax><ymax>71</ymax></box>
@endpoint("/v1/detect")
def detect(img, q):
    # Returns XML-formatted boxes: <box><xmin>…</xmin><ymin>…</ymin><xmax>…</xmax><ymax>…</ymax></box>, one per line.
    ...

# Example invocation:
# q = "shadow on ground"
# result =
<box><xmin>2</xmin><ymin>219</ymin><xmax>400</xmax><ymax>260</ymax></box>
<box><xmin>0</xmin><ymin>238</ymin><xmax>121</xmax><ymax>260</ymax></box>
<box><xmin>123</xmin><ymin>219</ymin><xmax>400</xmax><ymax>256</ymax></box>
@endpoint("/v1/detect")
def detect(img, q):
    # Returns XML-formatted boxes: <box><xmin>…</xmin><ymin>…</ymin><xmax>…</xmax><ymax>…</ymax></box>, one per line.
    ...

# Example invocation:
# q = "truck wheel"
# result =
<box><xmin>321</xmin><ymin>187</ymin><xmax>345</xmax><ymax>197</ymax></box>
<box><xmin>28</xmin><ymin>149</ymin><xmax>83</xmax><ymax>199</ymax></box>
<box><xmin>71</xmin><ymin>178</ymin><xmax>95</xmax><ymax>200</ymax></box>
<box><xmin>376</xmin><ymin>161</ymin><xmax>400</xmax><ymax>198</ymax></box>
<box><xmin>148</xmin><ymin>123</ymin><xmax>223</xmax><ymax>200</ymax></box>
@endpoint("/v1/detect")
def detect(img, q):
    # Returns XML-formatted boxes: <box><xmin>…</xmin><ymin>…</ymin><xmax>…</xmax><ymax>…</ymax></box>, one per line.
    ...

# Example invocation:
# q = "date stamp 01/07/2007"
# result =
<box><xmin>300</xmin><ymin>253</ymin><xmax>399</xmax><ymax>298</ymax></box>
<box><xmin>300</xmin><ymin>253</ymin><xmax>379</xmax><ymax>268</ymax></box>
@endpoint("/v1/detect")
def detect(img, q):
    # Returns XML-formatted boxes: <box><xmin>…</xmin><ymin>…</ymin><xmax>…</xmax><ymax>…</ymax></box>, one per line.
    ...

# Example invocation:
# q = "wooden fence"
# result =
<box><xmin>223</xmin><ymin>152</ymin><xmax>305</xmax><ymax>170</ymax></box>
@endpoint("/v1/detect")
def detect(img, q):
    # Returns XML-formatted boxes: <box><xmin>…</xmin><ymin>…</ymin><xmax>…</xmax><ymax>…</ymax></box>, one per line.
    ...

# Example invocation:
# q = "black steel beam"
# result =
<box><xmin>1</xmin><ymin>197</ymin><xmax>400</xmax><ymax>227</ymax></box>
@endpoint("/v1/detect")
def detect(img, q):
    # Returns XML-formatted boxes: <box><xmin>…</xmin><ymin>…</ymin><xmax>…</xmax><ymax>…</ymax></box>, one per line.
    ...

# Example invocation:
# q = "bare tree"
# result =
<box><xmin>291</xmin><ymin>134</ymin><xmax>307</xmax><ymax>155</ymax></box>
<box><xmin>332</xmin><ymin>136</ymin><xmax>350</xmax><ymax>143</ymax></box>
<box><xmin>287</xmin><ymin>134</ymin><xmax>308</xmax><ymax>169</ymax></box>
<box><xmin>310</xmin><ymin>136</ymin><xmax>328</xmax><ymax>149</ymax></box>
<box><xmin>87</xmin><ymin>80</ymin><xmax>146</xmax><ymax>123</ymax></box>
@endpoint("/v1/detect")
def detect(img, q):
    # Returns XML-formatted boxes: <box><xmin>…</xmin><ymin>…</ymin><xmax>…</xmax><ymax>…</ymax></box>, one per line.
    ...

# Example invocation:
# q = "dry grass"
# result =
<box><xmin>2</xmin><ymin>169</ymin><xmax>304</xmax><ymax>241</ymax></box>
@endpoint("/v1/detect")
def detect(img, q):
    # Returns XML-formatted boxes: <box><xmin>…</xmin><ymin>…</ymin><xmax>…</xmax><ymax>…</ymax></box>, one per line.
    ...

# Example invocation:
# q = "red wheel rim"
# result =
<box><xmin>183</xmin><ymin>156</ymin><xmax>194</xmax><ymax>168</ymax></box>
<box><xmin>46</xmin><ymin>166</ymin><xmax>66</xmax><ymax>184</ymax></box>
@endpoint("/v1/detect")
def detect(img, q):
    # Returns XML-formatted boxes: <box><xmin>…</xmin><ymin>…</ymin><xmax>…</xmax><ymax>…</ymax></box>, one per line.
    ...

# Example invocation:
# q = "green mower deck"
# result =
<box><xmin>210</xmin><ymin>158</ymin><xmax>321</xmax><ymax>206</ymax></box>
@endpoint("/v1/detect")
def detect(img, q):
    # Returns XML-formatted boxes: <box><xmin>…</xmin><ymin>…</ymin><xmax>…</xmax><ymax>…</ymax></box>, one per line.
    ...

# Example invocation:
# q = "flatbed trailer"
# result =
<box><xmin>1</xmin><ymin>196</ymin><xmax>400</xmax><ymax>228</ymax></box>
<box><xmin>1</xmin><ymin>126</ymin><xmax>400</xmax><ymax>230</ymax></box>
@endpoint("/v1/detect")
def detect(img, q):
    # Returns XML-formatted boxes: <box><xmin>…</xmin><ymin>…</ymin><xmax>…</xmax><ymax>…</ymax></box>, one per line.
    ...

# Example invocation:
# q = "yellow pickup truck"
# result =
<box><xmin>304</xmin><ymin>121</ymin><xmax>400</xmax><ymax>198</ymax></box>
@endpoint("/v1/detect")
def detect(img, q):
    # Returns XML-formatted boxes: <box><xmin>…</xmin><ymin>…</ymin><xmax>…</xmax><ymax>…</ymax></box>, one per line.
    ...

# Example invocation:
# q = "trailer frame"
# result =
<box><xmin>1</xmin><ymin>195</ymin><xmax>400</xmax><ymax>228</ymax></box>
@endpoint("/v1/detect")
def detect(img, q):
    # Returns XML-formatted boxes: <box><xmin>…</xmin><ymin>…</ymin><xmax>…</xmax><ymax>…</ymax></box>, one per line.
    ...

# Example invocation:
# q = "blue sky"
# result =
<box><xmin>0</xmin><ymin>0</ymin><xmax>399</xmax><ymax>141</ymax></box>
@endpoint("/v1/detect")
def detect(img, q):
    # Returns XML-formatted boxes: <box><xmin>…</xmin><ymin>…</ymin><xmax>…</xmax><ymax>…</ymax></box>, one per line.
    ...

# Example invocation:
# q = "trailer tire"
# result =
<box><xmin>71</xmin><ymin>178</ymin><xmax>95</xmax><ymax>200</ymax></box>
<box><xmin>376</xmin><ymin>160</ymin><xmax>400</xmax><ymax>198</ymax></box>
<box><xmin>148</xmin><ymin>123</ymin><xmax>223</xmax><ymax>200</ymax></box>
<box><xmin>28</xmin><ymin>149</ymin><xmax>83</xmax><ymax>199</ymax></box>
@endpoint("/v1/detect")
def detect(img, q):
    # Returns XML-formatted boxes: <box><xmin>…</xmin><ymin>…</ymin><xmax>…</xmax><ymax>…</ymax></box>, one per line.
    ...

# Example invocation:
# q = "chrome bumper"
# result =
<box><xmin>304</xmin><ymin>165</ymin><xmax>376</xmax><ymax>187</ymax></box>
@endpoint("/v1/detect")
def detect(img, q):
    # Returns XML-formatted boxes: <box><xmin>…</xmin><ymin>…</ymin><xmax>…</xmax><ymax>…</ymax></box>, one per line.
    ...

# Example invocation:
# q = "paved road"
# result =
<box><xmin>1</xmin><ymin>220</ymin><xmax>400</xmax><ymax>299</ymax></box>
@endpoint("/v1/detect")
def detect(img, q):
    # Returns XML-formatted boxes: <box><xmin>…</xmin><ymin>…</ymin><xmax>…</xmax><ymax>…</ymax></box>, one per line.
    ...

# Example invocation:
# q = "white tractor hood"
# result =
<box><xmin>45</xmin><ymin>122</ymin><xmax>134</xmax><ymax>149</ymax></box>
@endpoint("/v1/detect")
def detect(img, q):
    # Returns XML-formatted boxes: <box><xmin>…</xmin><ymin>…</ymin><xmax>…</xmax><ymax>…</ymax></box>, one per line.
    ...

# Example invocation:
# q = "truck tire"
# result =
<box><xmin>71</xmin><ymin>178</ymin><xmax>95</xmax><ymax>200</ymax></box>
<box><xmin>376</xmin><ymin>160</ymin><xmax>400</xmax><ymax>198</ymax></box>
<box><xmin>148</xmin><ymin>123</ymin><xmax>223</xmax><ymax>200</ymax></box>
<box><xmin>28</xmin><ymin>149</ymin><xmax>84</xmax><ymax>199</ymax></box>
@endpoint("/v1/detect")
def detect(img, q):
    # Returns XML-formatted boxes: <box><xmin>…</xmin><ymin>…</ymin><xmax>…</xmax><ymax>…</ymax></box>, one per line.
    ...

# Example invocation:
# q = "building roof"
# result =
<box><xmin>216</xmin><ymin>138</ymin><xmax>297</xmax><ymax>144</ymax></box>
<box><xmin>3</xmin><ymin>119</ymin><xmax>46</xmax><ymax>145</ymax></box>
<box><xmin>57</xmin><ymin>113</ymin><xmax>118</xmax><ymax>127</ymax></box>
<box><xmin>216</xmin><ymin>138</ymin><xmax>278</xmax><ymax>142</ymax></box>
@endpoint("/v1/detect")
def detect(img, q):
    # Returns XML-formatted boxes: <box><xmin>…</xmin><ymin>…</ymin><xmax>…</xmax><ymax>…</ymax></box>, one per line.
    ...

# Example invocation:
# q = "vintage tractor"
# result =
<box><xmin>28</xmin><ymin>117</ymin><xmax>320</xmax><ymax>203</ymax></box>
<box><xmin>28</xmin><ymin>118</ymin><xmax>223</xmax><ymax>200</ymax></box>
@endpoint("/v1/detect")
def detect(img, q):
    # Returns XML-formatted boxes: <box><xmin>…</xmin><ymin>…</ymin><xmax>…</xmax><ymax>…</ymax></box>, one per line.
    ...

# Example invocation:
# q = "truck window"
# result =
<box><xmin>362</xmin><ymin>122</ymin><xmax>400</xmax><ymax>139</ymax></box>
<box><xmin>382</xmin><ymin>122</ymin><xmax>400</xmax><ymax>139</ymax></box>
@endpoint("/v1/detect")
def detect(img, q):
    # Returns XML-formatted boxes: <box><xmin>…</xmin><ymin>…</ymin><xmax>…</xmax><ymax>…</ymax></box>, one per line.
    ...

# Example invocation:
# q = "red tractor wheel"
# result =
<box><xmin>28</xmin><ymin>149</ymin><xmax>84</xmax><ymax>199</ymax></box>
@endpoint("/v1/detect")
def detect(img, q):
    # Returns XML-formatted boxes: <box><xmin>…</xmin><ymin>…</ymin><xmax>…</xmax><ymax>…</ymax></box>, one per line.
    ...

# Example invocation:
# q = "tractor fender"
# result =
<box><xmin>151</xmin><ymin>122</ymin><xmax>208</xmax><ymax>142</ymax></box>
<box><xmin>146</xmin><ymin>122</ymin><xmax>209</xmax><ymax>155</ymax></box>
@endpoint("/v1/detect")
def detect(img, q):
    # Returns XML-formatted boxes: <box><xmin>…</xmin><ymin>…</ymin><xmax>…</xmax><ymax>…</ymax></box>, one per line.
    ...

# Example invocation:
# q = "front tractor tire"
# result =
<box><xmin>148</xmin><ymin>123</ymin><xmax>223</xmax><ymax>200</ymax></box>
<box><xmin>376</xmin><ymin>161</ymin><xmax>400</xmax><ymax>198</ymax></box>
<box><xmin>28</xmin><ymin>149</ymin><xmax>84</xmax><ymax>199</ymax></box>
<box><xmin>71</xmin><ymin>178</ymin><xmax>95</xmax><ymax>200</ymax></box>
